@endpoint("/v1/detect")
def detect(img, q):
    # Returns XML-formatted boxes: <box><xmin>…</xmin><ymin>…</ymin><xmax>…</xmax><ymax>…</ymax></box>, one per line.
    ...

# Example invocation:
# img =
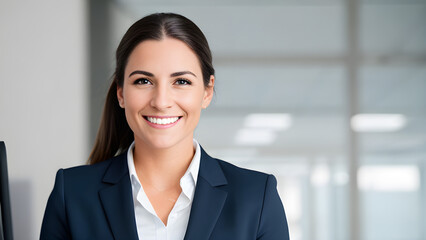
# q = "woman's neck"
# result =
<box><xmin>132</xmin><ymin>137</ymin><xmax>195</xmax><ymax>190</ymax></box>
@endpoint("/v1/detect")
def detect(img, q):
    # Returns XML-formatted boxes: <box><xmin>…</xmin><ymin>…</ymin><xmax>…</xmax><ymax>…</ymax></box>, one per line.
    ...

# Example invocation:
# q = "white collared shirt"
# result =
<box><xmin>127</xmin><ymin>139</ymin><xmax>201</xmax><ymax>240</ymax></box>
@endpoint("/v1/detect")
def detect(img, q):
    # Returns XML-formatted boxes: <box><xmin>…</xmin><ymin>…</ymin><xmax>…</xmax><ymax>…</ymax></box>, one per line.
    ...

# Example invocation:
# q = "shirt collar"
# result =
<box><xmin>127</xmin><ymin>139</ymin><xmax>201</xmax><ymax>191</ymax></box>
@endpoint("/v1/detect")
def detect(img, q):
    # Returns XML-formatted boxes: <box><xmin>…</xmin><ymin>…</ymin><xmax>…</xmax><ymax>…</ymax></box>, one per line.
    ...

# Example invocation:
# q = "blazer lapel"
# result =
<box><xmin>99</xmin><ymin>154</ymin><xmax>139</xmax><ymax>240</ymax></box>
<box><xmin>184</xmin><ymin>147</ymin><xmax>228</xmax><ymax>240</ymax></box>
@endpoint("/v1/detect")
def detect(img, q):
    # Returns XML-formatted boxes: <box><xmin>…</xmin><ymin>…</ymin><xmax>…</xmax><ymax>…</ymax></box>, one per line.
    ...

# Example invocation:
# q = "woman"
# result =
<box><xmin>40</xmin><ymin>13</ymin><xmax>289</xmax><ymax>240</ymax></box>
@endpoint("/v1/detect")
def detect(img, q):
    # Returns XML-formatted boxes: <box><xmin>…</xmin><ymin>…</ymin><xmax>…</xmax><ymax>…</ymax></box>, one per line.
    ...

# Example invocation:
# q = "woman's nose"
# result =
<box><xmin>150</xmin><ymin>85</ymin><xmax>173</xmax><ymax>110</ymax></box>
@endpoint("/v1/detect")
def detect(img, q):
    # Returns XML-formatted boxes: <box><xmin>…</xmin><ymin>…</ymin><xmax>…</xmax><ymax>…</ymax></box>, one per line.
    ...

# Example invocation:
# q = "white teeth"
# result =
<box><xmin>147</xmin><ymin>117</ymin><xmax>179</xmax><ymax>125</ymax></box>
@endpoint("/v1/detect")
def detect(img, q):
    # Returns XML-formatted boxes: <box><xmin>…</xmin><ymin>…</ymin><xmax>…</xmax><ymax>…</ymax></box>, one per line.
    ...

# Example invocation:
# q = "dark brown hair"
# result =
<box><xmin>88</xmin><ymin>13</ymin><xmax>215</xmax><ymax>164</ymax></box>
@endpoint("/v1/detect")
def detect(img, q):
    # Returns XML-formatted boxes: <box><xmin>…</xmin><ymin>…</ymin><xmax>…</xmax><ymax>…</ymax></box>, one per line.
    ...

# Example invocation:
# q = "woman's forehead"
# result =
<box><xmin>125</xmin><ymin>38</ymin><xmax>202</xmax><ymax>76</ymax></box>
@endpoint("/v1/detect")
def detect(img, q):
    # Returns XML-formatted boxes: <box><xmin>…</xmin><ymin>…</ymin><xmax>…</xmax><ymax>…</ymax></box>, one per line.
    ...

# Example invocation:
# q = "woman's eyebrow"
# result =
<box><xmin>170</xmin><ymin>71</ymin><xmax>196</xmax><ymax>77</ymax></box>
<box><xmin>128</xmin><ymin>70</ymin><xmax>196</xmax><ymax>78</ymax></box>
<box><xmin>129</xmin><ymin>70</ymin><xmax>154</xmax><ymax>78</ymax></box>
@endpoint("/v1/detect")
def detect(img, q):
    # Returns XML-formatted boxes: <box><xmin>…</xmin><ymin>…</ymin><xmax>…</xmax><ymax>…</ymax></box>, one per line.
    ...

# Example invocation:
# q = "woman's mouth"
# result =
<box><xmin>143</xmin><ymin>116</ymin><xmax>182</xmax><ymax>128</ymax></box>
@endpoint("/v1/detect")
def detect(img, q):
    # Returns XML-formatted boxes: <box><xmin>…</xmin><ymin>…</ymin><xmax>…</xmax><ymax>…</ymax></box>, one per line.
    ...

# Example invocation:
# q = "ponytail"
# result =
<box><xmin>88</xmin><ymin>79</ymin><xmax>133</xmax><ymax>164</ymax></box>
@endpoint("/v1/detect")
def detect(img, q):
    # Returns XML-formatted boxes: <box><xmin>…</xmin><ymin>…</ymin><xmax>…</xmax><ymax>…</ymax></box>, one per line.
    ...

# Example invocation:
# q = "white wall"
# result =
<box><xmin>0</xmin><ymin>1</ymin><xmax>88</xmax><ymax>238</ymax></box>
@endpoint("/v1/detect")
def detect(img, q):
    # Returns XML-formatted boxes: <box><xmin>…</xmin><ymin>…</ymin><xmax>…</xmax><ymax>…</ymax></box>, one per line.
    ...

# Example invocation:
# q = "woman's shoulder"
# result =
<box><xmin>213</xmin><ymin>157</ymin><xmax>273</xmax><ymax>187</ymax></box>
<box><xmin>216</xmin><ymin>158</ymin><xmax>268</xmax><ymax>177</ymax></box>
<box><xmin>60</xmin><ymin>153</ymin><xmax>126</xmax><ymax>183</ymax></box>
<box><xmin>210</xmin><ymin>157</ymin><xmax>281</xmax><ymax>209</ymax></box>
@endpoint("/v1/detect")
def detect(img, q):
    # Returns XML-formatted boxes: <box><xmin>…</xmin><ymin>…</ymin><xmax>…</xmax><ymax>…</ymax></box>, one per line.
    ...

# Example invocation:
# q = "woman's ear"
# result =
<box><xmin>202</xmin><ymin>75</ymin><xmax>215</xmax><ymax>109</ymax></box>
<box><xmin>117</xmin><ymin>85</ymin><xmax>125</xmax><ymax>108</ymax></box>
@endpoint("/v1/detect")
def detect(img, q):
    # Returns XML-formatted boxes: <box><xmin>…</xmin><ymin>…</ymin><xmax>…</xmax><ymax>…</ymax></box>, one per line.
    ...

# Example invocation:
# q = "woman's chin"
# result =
<box><xmin>137</xmin><ymin>135</ymin><xmax>188</xmax><ymax>150</ymax></box>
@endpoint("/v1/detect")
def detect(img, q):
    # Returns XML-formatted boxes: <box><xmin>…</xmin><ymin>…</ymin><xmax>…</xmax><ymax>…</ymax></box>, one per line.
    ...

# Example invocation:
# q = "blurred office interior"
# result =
<box><xmin>0</xmin><ymin>0</ymin><xmax>425</xmax><ymax>239</ymax></box>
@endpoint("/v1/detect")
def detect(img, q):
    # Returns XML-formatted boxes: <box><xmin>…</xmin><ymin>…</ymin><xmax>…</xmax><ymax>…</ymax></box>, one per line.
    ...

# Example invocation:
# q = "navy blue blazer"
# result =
<box><xmin>40</xmin><ymin>146</ymin><xmax>289</xmax><ymax>240</ymax></box>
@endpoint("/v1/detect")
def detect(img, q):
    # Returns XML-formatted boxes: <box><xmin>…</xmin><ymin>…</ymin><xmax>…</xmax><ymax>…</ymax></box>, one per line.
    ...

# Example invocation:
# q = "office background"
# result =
<box><xmin>0</xmin><ymin>0</ymin><xmax>425</xmax><ymax>239</ymax></box>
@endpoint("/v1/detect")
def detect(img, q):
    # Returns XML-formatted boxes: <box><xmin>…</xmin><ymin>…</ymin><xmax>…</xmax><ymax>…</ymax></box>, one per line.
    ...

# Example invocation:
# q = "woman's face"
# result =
<box><xmin>117</xmin><ymin>37</ymin><xmax>214</xmax><ymax>150</ymax></box>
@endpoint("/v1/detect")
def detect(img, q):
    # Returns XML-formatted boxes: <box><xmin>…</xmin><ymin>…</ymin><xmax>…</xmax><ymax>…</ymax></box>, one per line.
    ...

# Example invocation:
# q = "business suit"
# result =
<box><xmin>40</xmin><ymin>146</ymin><xmax>289</xmax><ymax>240</ymax></box>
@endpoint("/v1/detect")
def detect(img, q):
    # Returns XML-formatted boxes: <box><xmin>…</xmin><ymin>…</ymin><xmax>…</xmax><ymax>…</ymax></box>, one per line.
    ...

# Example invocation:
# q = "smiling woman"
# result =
<box><xmin>118</xmin><ymin>38</ymin><xmax>213</xmax><ymax>152</ymax></box>
<box><xmin>40</xmin><ymin>13</ymin><xmax>289</xmax><ymax>240</ymax></box>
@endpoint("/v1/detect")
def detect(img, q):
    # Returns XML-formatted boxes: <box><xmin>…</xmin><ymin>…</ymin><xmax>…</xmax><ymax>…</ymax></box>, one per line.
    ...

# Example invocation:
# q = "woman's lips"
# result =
<box><xmin>143</xmin><ymin>116</ymin><xmax>182</xmax><ymax>129</ymax></box>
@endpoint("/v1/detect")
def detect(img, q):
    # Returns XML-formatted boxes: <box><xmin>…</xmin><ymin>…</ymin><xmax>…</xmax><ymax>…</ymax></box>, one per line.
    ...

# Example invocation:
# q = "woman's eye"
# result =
<box><xmin>134</xmin><ymin>78</ymin><xmax>151</xmax><ymax>85</ymax></box>
<box><xmin>175</xmin><ymin>78</ymin><xmax>191</xmax><ymax>85</ymax></box>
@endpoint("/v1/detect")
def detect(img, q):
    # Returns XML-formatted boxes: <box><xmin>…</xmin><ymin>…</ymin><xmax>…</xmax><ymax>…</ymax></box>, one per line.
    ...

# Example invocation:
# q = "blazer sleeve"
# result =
<box><xmin>40</xmin><ymin>169</ymin><xmax>71</xmax><ymax>240</ymax></box>
<box><xmin>256</xmin><ymin>174</ymin><xmax>290</xmax><ymax>240</ymax></box>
